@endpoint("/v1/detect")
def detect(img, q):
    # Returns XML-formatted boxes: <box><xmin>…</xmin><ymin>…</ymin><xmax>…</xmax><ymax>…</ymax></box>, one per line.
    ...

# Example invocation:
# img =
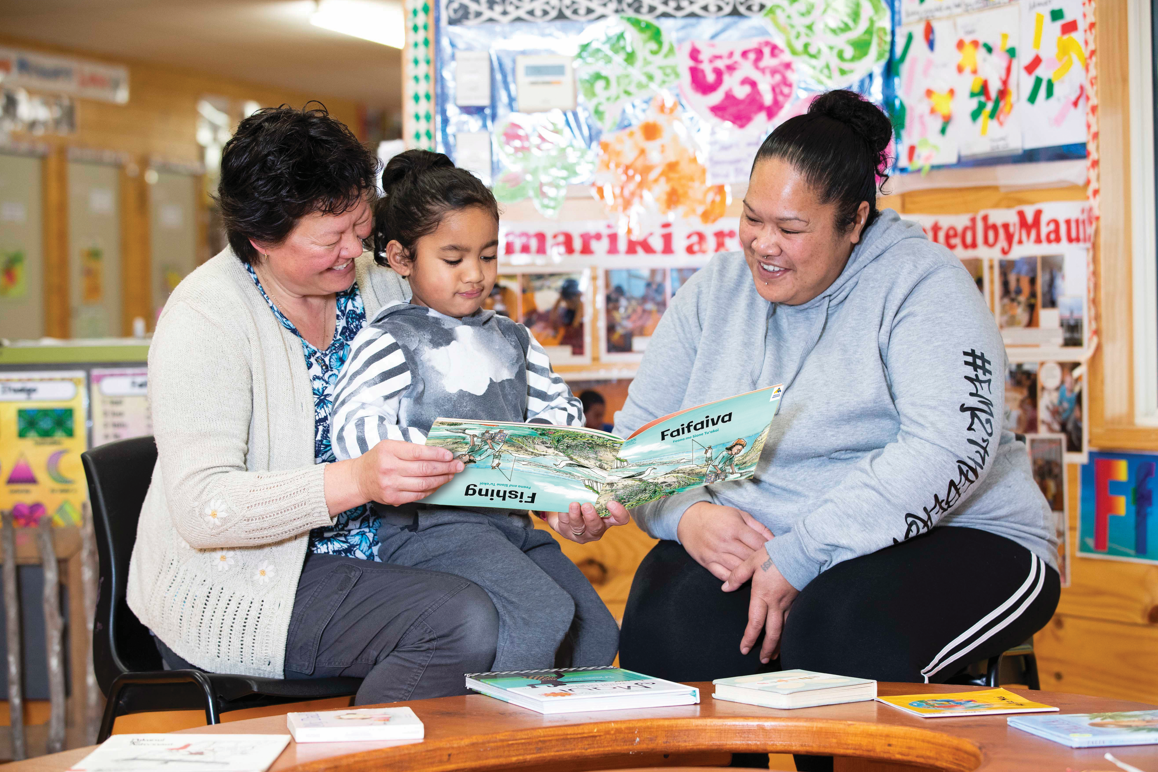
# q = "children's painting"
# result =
<box><xmin>604</xmin><ymin>268</ymin><xmax>668</xmax><ymax>359</ymax></box>
<box><xmin>1037</xmin><ymin>360</ymin><xmax>1085</xmax><ymax>461</ymax></box>
<box><xmin>762</xmin><ymin>0</ymin><xmax>892</xmax><ymax>90</ymax></box>
<box><xmin>677</xmin><ymin>39</ymin><xmax>796</xmax><ymax>131</ymax></box>
<box><xmin>492</xmin><ymin>113</ymin><xmax>597</xmax><ymax>218</ymax></box>
<box><xmin>1079</xmin><ymin>451</ymin><xmax>1158</xmax><ymax>565</ymax></box>
<box><xmin>1006</xmin><ymin>362</ymin><xmax>1038</xmax><ymax>435</ymax></box>
<box><xmin>895</xmin><ymin>19</ymin><xmax>961</xmax><ymax>171</ymax></box>
<box><xmin>519</xmin><ymin>272</ymin><xmax>590</xmax><ymax>364</ymax></box>
<box><xmin>954</xmin><ymin>5</ymin><xmax>1022</xmax><ymax>158</ymax></box>
<box><xmin>1018</xmin><ymin>0</ymin><xmax>1087</xmax><ymax>150</ymax></box>
<box><xmin>575</xmin><ymin>16</ymin><xmax>679</xmax><ymax>132</ymax></box>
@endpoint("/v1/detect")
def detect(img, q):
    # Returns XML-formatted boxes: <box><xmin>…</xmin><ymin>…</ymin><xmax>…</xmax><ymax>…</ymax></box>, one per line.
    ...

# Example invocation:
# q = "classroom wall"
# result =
<box><xmin>0</xmin><ymin>34</ymin><xmax>365</xmax><ymax>338</ymax></box>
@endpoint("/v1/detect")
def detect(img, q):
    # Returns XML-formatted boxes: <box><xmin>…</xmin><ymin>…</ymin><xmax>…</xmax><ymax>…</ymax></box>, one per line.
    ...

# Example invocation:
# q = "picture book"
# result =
<box><xmin>67</xmin><ymin>734</ymin><xmax>290</xmax><ymax>772</ymax></box>
<box><xmin>465</xmin><ymin>667</ymin><xmax>700</xmax><ymax>714</ymax></box>
<box><xmin>712</xmin><ymin>669</ymin><xmax>877</xmax><ymax>710</ymax></box>
<box><xmin>1008</xmin><ymin>710</ymin><xmax>1158</xmax><ymax>748</ymax></box>
<box><xmin>422</xmin><ymin>384</ymin><xmax>784</xmax><ymax>513</ymax></box>
<box><xmin>877</xmin><ymin>688</ymin><xmax>1059</xmax><ymax>718</ymax></box>
<box><xmin>287</xmin><ymin>706</ymin><xmax>424</xmax><ymax>743</ymax></box>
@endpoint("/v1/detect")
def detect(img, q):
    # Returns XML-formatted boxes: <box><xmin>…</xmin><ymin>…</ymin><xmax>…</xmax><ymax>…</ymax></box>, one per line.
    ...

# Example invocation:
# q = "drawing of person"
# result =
<box><xmin>715</xmin><ymin>438</ymin><xmax>746</xmax><ymax>477</ymax></box>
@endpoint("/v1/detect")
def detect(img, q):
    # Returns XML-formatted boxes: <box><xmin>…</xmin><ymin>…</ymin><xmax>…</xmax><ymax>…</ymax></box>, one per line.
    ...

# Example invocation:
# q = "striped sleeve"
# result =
<box><xmin>523</xmin><ymin>334</ymin><xmax>584</xmax><ymax>426</ymax></box>
<box><xmin>330</xmin><ymin>325</ymin><xmax>425</xmax><ymax>461</ymax></box>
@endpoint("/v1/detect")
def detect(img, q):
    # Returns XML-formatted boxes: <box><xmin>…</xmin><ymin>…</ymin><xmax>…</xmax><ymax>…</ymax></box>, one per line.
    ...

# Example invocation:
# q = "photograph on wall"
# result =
<box><xmin>602</xmin><ymin>268</ymin><xmax>668</xmax><ymax>360</ymax></box>
<box><xmin>0</xmin><ymin>370</ymin><xmax>88</xmax><ymax>528</ymax></box>
<box><xmin>1038</xmin><ymin>360</ymin><xmax>1085</xmax><ymax>462</ymax></box>
<box><xmin>519</xmin><ymin>271</ymin><xmax>591</xmax><ymax>365</ymax></box>
<box><xmin>1006</xmin><ymin>362</ymin><xmax>1039</xmax><ymax>435</ymax></box>
<box><xmin>1028</xmin><ymin>433</ymin><xmax>1069</xmax><ymax>586</ymax></box>
<box><xmin>960</xmin><ymin>258</ymin><xmax>989</xmax><ymax>307</ymax></box>
<box><xmin>483</xmin><ymin>275</ymin><xmax>521</xmax><ymax>319</ymax></box>
<box><xmin>670</xmin><ymin>266</ymin><xmax>702</xmax><ymax>298</ymax></box>
<box><xmin>1078</xmin><ymin>451</ymin><xmax>1158</xmax><ymax>565</ymax></box>
<box><xmin>998</xmin><ymin>256</ymin><xmax>1038</xmax><ymax>333</ymax></box>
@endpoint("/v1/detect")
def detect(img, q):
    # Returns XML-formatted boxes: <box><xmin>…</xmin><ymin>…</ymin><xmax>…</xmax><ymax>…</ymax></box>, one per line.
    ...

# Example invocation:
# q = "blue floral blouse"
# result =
<box><xmin>244</xmin><ymin>263</ymin><xmax>382</xmax><ymax>561</ymax></box>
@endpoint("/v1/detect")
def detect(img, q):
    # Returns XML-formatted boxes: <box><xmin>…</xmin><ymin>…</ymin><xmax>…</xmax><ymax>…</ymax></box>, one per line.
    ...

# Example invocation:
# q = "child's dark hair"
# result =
<box><xmin>578</xmin><ymin>390</ymin><xmax>605</xmax><ymax>413</ymax></box>
<box><xmin>373</xmin><ymin>149</ymin><xmax>499</xmax><ymax>264</ymax></box>
<box><xmin>753</xmin><ymin>90</ymin><xmax>892</xmax><ymax>233</ymax></box>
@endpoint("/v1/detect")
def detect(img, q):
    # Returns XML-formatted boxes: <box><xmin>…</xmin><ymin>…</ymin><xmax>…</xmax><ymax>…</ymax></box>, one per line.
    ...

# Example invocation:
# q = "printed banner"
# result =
<box><xmin>500</xmin><ymin>218</ymin><xmax>739</xmax><ymax>266</ymax></box>
<box><xmin>0</xmin><ymin>46</ymin><xmax>128</xmax><ymax>104</ymax></box>
<box><xmin>0</xmin><ymin>371</ymin><xmax>87</xmax><ymax>527</ymax></box>
<box><xmin>90</xmin><ymin>367</ymin><xmax>151</xmax><ymax>447</ymax></box>
<box><xmin>906</xmin><ymin>201</ymin><xmax>1093</xmax><ymax>260</ymax></box>
<box><xmin>1079</xmin><ymin>451</ymin><xmax>1158</xmax><ymax>564</ymax></box>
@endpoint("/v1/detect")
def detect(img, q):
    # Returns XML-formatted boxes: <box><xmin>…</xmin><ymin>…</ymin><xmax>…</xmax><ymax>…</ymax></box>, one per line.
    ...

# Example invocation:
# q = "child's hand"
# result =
<box><xmin>356</xmin><ymin>440</ymin><xmax>465</xmax><ymax>506</ymax></box>
<box><xmin>544</xmin><ymin>501</ymin><xmax>630</xmax><ymax>544</ymax></box>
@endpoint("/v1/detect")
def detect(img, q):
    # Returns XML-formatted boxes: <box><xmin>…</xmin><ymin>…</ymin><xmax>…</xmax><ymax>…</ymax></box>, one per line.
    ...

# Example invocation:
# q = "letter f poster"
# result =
<box><xmin>1078</xmin><ymin>451</ymin><xmax>1158</xmax><ymax>564</ymax></box>
<box><xmin>422</xmin><ymin>384</ymin><xmax>784</xmax><ymax>514</ymax></box>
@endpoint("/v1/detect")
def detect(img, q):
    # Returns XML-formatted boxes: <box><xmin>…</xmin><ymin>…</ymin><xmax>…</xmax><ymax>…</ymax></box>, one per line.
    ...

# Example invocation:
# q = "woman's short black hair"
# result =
<box><xmin>373</xmin><ymin>149</ymin><xmax>498</xmax><ymax>264</ymax></box>
<box><xmin>218</xmin><ymin>103</ymin><xmax>378</xmax><ymax>265</ymax></box>
<box><xmin>753</xmin><ymin>90</ymin><xmax>892</xmax><ymax>232</ymax></box>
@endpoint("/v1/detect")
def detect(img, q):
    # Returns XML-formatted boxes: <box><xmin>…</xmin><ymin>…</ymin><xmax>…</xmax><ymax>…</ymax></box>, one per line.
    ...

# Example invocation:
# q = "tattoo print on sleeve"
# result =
<box><xmin>894</xmin><ymin>349</ymin><xmax>995</xmax><ymax>544</ymax></box>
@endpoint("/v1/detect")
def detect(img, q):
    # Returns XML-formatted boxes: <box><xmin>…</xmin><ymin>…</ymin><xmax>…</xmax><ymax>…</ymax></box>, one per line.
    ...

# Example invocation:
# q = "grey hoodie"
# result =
<box><xmin>614</xmin><ymin>209</ymin><xmax>1058</xmax><ymax>591</ymax></box>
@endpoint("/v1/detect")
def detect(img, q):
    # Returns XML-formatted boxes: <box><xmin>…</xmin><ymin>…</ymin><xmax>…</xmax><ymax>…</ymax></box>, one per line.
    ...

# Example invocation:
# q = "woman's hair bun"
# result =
<box><xmin>380</xmin><ymin>149</ymin><xmax>455</xmax><ymax>195</ymax></box>
<box><xmin>809</xmin><ymin>90</ymin><xmax>893</xmax><ymax>156</ymax></box>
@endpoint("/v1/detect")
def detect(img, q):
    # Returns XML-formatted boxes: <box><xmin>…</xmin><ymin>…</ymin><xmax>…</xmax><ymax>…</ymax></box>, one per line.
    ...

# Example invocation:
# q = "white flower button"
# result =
<box><xmin>214</xmin><ymin>551</ymin><xmax>235</xmax><ymax>572</ymax></box>
<box><xmin>255</xmin><ymin>562</ymin><xmax>275</xmax><ymax>585</ymax></box>
<box><xmin>203</xmin><ymin>498</ymin><xmax>229</xmax><ymax>527</ymax></box>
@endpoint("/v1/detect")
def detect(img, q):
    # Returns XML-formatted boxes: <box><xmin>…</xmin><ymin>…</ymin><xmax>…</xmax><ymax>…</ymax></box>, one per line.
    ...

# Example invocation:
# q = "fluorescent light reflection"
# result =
<box><xmin>310</xmin><ymin>0</ymin><xmax>405</xmax><ymax>49</ymax></box>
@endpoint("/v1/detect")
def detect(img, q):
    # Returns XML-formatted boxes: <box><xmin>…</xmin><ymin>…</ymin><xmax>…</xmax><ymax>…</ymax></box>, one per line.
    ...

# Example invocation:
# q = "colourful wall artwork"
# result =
<box><xmin>1018</xmin><ymin>0</ymin><xmax>1087</xmax><ymax>150</ymax></box>
<box><xmin>80</xmin><ymin>246</ymin><xmax>103</xmax><ymax>304</ymax></box>
<box><xmin>895</xmin><ymin>18</ymin><xmax>962</xmax><ymax>171</ymax></box>
<box><xmin>677</xmin><ymin>39</ymin><xmax>796</xmax><ymax>131</ymax></box>
<box><xmin>954</xmin><ymin>4</ymin><xmax>1021</xmax><ymax>158</ymax></box>
<box><xmin>594</xmin><ymin>95</ymin><xmax>727</xmax><ymax>229</ymax></box>
<box><xmin>0</xmin><ymin>371</ymin><xmax>87</xmax><ymax>527</ymax></box>
<box><xmin>1079</xmin><ymin>451</ymin><xmax>1158</xmax><ymax>565</ymax></box>
<box><xmin>763</xmin><ymin>0</ymin><xmax>892</xmax><ymax>89</ymax></box>
<box><xmin>0</xmin><ymin>249</ymin><xmax>26</xmax><ymax>299</ymax></box>
<box><xmin>493</xmin><ymin>113</ymin><xmax>597</xmax><ymax>218</ymax></box>
<box><xmin>575</xmin><ymin>16</ymin><xmax>679</xmax><ymax>131</ymax></box>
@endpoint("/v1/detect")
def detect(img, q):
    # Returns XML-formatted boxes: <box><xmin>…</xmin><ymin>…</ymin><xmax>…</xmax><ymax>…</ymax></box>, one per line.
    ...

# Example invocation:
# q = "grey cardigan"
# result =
<box><xmin>126</xmin><ymin>249</ymin><xmax>408</xmax><ymax>678</ymax></box>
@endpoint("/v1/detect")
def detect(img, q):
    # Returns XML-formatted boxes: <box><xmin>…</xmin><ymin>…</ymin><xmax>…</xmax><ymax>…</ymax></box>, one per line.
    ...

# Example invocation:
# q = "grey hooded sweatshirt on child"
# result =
<box><xmin>614</xmin><ymin>209</ymin><xmax>1058</xmax><ymax>591</ymax></box>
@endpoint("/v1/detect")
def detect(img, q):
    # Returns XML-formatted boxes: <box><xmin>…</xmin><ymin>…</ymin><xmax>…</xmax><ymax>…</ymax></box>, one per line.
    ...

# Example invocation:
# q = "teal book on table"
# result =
<box><xmin>421</xmin><ymin>383</ymin><xmax>784</xmax><ymax>513</ymax></box>
<box><xmin>465</xmin><ymin>667</ymin><xmax>700</xmax><ymax>714</ymax></box>
<box><xmin>1008</xmin><ymin>710</ymin><xmax>1158</xmax><ymax>748</ymax></box>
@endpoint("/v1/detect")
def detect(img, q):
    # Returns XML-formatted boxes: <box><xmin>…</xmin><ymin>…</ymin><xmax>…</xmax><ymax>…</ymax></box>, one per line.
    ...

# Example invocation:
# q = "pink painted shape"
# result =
<box><xmin>12</xmin><ymin>502</ymin><xmax>46</xmax><ymax>527</ymax></box>
<box><xmin>678</xmin><ymin>39</ymin><xmax>796</xmax><ymax>129</ymax></box>
<box><xmin>1051</xmin><ymin>99</ymin><xmax>1073</xmax><ymax>127</ymax></box>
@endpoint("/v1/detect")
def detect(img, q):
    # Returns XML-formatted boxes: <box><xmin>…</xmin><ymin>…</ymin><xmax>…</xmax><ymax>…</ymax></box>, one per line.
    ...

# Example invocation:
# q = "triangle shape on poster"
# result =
<box><xmin>6</xmin><ymin>454</ymin><xmax>37</xmax><ymax>485</ymax></box>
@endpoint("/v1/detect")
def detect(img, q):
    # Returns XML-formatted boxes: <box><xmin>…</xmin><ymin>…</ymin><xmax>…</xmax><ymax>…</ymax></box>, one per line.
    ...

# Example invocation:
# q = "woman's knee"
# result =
<box><xmin>430</xmin><ymin>582</ymin><xmax>500</xmax><ymax>671</ymax></box>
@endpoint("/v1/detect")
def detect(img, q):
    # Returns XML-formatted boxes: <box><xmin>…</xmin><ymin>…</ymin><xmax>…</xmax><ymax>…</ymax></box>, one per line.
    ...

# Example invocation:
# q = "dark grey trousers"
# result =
<box><xmin>157</xmin><ymin>552</ymin><xmax>500</xmax><ymax>705</ymax></box>
<box><xmin>376</xmin><ymin>508</ymin><xmax>620</xmax><ymax>671</ymax></box>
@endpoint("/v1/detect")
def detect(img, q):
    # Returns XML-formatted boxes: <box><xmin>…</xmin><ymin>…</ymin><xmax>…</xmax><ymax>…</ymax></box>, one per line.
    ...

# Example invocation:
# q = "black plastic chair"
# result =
<box><xmin>84</xmin><ymin>436</ymin><xmax>361</xmax><ymax>741</ymax></box>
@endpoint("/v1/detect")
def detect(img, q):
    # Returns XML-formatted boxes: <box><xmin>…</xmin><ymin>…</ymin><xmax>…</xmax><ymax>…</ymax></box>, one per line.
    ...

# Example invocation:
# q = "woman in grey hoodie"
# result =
<box><xmin>610</xmin><ymin>91</ymin><xmax>1060</xmax><ymax>693</ymax></box>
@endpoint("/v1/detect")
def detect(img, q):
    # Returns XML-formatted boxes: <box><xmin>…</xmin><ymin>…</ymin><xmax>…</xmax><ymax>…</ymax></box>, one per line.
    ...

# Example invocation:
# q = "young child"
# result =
<box><xmin>330</xmin><ymin>150</ymin><xmax>619</xmax><ymax>671</ymax></box>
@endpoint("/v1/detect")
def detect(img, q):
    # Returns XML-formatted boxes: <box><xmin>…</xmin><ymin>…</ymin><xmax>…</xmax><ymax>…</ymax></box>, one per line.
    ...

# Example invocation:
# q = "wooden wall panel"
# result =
<box><xmin>1035</xmin><ymin>614</ymin><xmax>1158</xmax><ymax>700</ymax></box>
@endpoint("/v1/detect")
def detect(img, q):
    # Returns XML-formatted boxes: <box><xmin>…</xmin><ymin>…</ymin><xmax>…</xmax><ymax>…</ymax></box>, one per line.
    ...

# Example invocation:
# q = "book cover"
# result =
<box><xmin>466</xmin><ymin>667</ymin><xmax>699</xmax><ymax>714</ymax></box>
<box><xmin>877</xmin><ymin>688</ymin><xmax>1059</xmax><ymax>718</ymax></box>
<box><xmin>422</xmin><ymin>383</ymin><xmax>784</xmax><ymax>513</ymax></box>
<box><xmin>713</xmin><ymin>670</ymin><xmax>874</xmax><ymax>695</ymax></box>
<box><xmin>287</xmin><ymin>706</ymin><xmax>424</xmax><ymax>742</ymax></box>
<box><xmin>1008</xmin><ymin>710</ymin><xmax>1158</xmax><ymax>748</ymax></box>
<box><xmin>67</xmin><ymin>734</ymin><xmax>291</xmax><ymax>772</ymax></box>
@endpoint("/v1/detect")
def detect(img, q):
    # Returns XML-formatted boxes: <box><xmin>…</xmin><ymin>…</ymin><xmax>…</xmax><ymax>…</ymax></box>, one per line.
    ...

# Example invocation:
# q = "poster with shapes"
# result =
<box><xmin>895</xmin><ymin>19</ymin><xmax>962</xmax><ymax>172</ymax></box>
<box><xmin>1037</xmin><ymin>360</ymin><xmax>1085</xmax><ymax>462</ymax></box>
<box><xmin>595</xmin><ymin>95</ymin><xmax>727</xmax><ymax>229</ymax></box>
<box><xmin>519</xmin><ymin>272</ymin><xmax>591</xmax><ymax>365</ymax></box>
<box><xmin>483</xmin><ymin>275</ymin><xmax>521</xmax><ymax>319</ymax></box>
<box><xmin>493</xmin><ymin>113</ymin><xmax>596</xmax><ymax>218</ymax></box>
<box><xmin>1028</xmin><ymin>434</ymin><xmax>1068</xmax><ymax>585</ymax></box>
<box><xmin>1079</xmin><ymin>451</ymin><xmax>1158</xmax><ymax>565</ymax></box>
<box><xmin>960</xmin><ymin>257</ymin><xmax>989</xmax><ymax>307</ymax></box>
<box><xmin>575</xmin><ymin>16</ymin><xmax>679</xmax><ymax>132</ymax></box>
<box><xmin>953</xmin><ymin>5</ymin><xmax>1022</xmax><ymax>158</ymax></box>
<box><xmin>90</xmin><ymin>368</ymin><xmax>151</xmax><ymax>447</ymax></box>
<box><xmin>0</xmin><ymin>371</ymin><xmax>87</xmax><ymax>527</ymax></box>
<box><xmin>677</xmin><ymin>39</ymin><xmax>795</xmax><ymax>132</ymax></box>
<box><xmin>1019</xmin><ymin>0</ymin><xmax>1087</xmax><ymax>150</ymax></box>
<box><xmin>1006</xmin><ymin>362</ymin><xmax>1039</xmax><ymax>435</ymax></box>
<box><xmin>763</xmin><ymin>0</ymin><xmax>892</xmax><ymax>90</ymax></box>
<box><xmin>603</xmin><ymin>268</ymin><xmax>668</xmax><ymax>360</ymax></box>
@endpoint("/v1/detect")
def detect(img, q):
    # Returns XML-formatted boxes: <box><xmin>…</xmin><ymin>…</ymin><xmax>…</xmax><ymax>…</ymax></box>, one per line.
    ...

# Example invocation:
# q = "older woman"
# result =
<box><xmin>127</xmin><ymin>106</ymin><xmax>499</xmax><ymax>704</ymax></box>
<box><xmin>610</xmin><ymin>91</ymin><xmax>1060</xmax><ymax>690</ymax></box>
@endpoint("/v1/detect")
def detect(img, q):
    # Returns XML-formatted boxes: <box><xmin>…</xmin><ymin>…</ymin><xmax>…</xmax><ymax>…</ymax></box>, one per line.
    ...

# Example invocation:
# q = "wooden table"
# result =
<box><xmin>9</xmin><ymin>682</ymin><xmax>1158</xmax><ymax>771</ymax></box>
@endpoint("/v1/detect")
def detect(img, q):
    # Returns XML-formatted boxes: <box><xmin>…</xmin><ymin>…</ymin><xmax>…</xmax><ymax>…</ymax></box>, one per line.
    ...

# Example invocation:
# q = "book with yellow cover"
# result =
<box><xmin>877</xmin><ymin>688</ymin><xmax>1059</xmax><ymax>719</ymax></box>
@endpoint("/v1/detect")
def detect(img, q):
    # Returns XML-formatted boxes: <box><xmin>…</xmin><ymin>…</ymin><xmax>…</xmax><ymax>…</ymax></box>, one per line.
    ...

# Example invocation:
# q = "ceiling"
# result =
<box><xmin>0</xmin><ymin>0</ymin><xmax>403</xmax><ymax>109</ymax></box>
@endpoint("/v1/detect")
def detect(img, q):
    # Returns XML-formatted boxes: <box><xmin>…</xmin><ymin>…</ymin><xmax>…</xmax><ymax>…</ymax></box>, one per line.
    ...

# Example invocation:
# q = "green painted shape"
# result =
<box><xmin>1046</xmin><ymin>78</ymin><xmax>1054</xmax><ymax>100</ymax></box>
<box><xmin>897</xmin><ymin>30</ymin><xmax>913</xmax><ymax>65</ymax></box>
<box><xmin>763</xmin><ymin>0</ymin><xmax>892</xmax><ymax>89</ymax></box>
<box><xmin>1028</xmin><ymin>75</ymin><xmax>1043</xmax><ymax>104</ymax></box>
<box><xmin>1050</xmin><ymin>7</ymin><xmax>1064</xmax><ymax>21</ymax></box>
<box><xmin>575</xmin><ymin>16</ymin><xmax>678</xmax><ymax>131</ymax></box>
<box><xmin>971</xmin><ymin>100</ymin><xmax>987</xmax><ymax>121</ymax></box>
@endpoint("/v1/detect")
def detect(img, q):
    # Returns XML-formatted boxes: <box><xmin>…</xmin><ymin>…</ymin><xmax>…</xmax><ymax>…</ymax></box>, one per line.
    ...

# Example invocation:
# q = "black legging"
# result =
<box><xmin>620</xmin><ymin>526</ymin><xmax>1059</xmax><ymax>685</ymax></box>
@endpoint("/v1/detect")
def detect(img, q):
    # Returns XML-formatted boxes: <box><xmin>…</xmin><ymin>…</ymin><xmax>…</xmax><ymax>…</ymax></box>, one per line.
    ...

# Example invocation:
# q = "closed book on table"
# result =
<box><xmin>1008</xmin><ymin>710</ymin><xmax>1158</xmax><ymax>748</ymax></box>
<box><xmin>712</xmin><ymin>670</ymin><xmax>877</xmax><ymax>709</ymax></box>
<box><xmin>877</xmin><ymin>688</ymin><xmax>1058</xmax><ymax>718</ymax></box>
<box><xmin>465</xmin><ymin>667</ymin><xmax>699</xmax><ymax>714</ymax></box>
<box><xmin>287</xmin><ymin>706</ymin><xmax>425</xmax><ymax>743</ymax></box>
<box><xmin>67</xmin><ymin>734</ymin><xmax>290</xmax><ymax>772</ymax></box>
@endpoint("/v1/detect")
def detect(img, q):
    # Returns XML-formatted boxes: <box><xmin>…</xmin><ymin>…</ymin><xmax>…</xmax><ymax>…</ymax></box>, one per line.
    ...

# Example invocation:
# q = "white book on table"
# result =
<box><xmin>67</xmin><ymin>734</ymin><xmax>290</xmax><ymax>772</ymax></box>
<box><xmin>712</xmin><ymin>670</ymin><xmax>877</xmax><ymax>709</ymax></box>
<box><xmin>287</xmin><ymin>706</ymin><xmax>425</xmax><ymax>742</ymax></box>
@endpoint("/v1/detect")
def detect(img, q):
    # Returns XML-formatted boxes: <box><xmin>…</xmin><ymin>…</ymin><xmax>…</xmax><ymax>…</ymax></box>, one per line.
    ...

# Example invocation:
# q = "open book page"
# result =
<box><xmin>421</xmin><ymin>384</ymin><xmax>783</xmax><ymax>513</ymax></box>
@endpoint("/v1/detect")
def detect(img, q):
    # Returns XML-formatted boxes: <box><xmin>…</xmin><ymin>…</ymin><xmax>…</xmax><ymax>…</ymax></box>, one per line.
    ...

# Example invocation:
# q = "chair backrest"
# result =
<box><xmin>82</xmin><ymin>436</ymin><xmax>163</xmax><ymax>695</ymax></box>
